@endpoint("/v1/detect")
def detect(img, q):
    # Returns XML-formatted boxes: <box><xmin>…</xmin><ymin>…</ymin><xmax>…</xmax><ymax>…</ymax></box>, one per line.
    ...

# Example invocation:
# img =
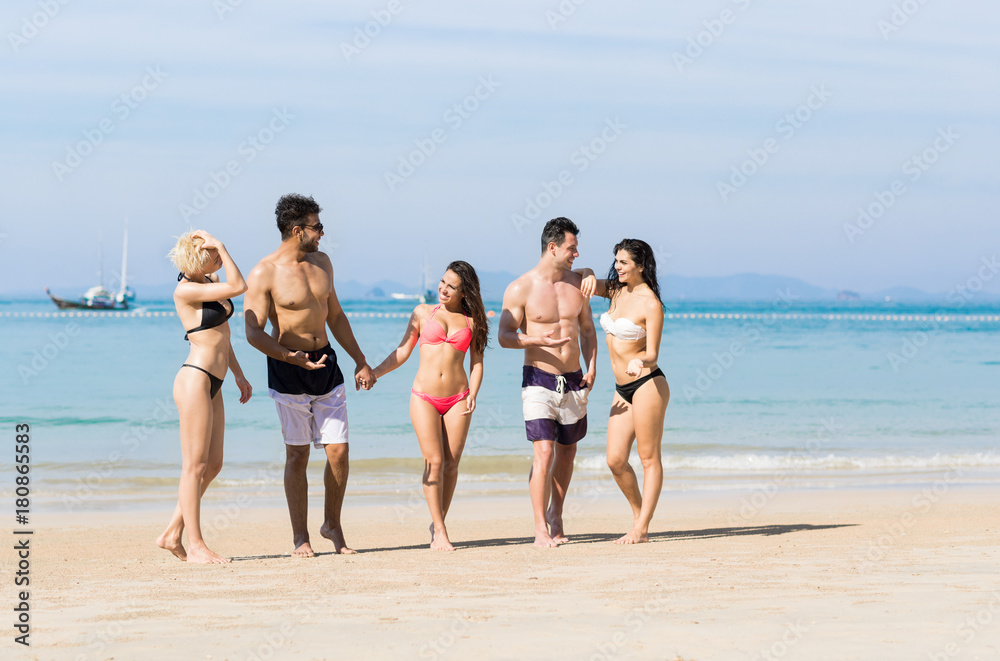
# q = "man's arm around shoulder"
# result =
<box><xmin>578</xmin><ymin>294</ymin><xmax>598</xmax><ymax>388</ymax></box>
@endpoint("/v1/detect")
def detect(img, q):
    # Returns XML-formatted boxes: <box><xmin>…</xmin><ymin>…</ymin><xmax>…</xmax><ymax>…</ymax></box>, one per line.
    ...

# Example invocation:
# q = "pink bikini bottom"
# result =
<box><xmin>411</xmin><ymin>389</ymin><xmax>470</xmax><ymax>415</ymax></box>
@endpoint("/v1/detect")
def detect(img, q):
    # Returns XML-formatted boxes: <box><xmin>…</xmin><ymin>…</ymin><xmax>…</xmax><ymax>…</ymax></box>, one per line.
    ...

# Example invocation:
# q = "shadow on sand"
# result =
<box><xmin>229</xmin><ymin>551</ymin><xmax>348</xmax><ymax>562</ymax></box>
<box><xmin>340</xmin><ymin>523</ymin><xmax>856</xmax><ymax>555</ymax></box>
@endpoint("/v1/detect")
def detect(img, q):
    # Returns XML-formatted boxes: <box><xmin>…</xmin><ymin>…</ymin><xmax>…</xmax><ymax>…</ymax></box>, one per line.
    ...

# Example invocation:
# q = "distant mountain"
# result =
<box><xmin>348</xmin><ymin>272</ymin><xmax>955</xmax><ymax>302</ymax></box>
<box><xmin>337</xmin><ymin>271</ymin><xmax>515</xmax><ymax>302</ymax></box>
<box><xmin>10</xmin><ymin>273</ymin><xmax>997</xmax><ymax>303</ymax></box>
<box><xmin>662</xmin><ymin>273</ymin><xmax>834</xmax><ymax>301</ymax></box>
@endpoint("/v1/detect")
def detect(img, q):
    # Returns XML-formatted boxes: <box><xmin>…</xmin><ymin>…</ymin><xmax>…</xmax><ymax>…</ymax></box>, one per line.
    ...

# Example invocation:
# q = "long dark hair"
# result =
<box><xmin>605</xmin><ymin>239</ymin><xmax>663</xmax><ymax>306</ymax></box>
<box><xmin>447</xmin><ymin>260</ymin><xmax>490</xmax><ymax>355</ymax></box>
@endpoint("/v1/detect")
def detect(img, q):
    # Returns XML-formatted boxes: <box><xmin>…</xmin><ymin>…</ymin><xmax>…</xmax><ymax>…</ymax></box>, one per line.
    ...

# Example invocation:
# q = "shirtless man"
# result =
<box><xmin>499</xmin><ymin>217</ymin><xmax>598</xmax><ymax>548</ymax></box>
<box><xmin>244</xmin><ymin>193</ymin><xmax>376</xmax><ymax>557</ymax></box>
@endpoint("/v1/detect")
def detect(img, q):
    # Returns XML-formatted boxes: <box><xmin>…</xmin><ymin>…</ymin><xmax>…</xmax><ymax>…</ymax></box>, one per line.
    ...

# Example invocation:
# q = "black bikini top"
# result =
<box><xmin>178</xmin><ymin>273</ymin><xmax>234</xmax><ymax>340</ymax></box>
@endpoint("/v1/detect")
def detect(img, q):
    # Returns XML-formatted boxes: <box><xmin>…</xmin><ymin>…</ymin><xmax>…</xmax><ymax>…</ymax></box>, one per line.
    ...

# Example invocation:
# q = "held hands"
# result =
<box><xmin>235</xmin><ymin>375</ymin><xmax>253</xmax><ymax>404</ymax></box>
<box><xmin>355</xmin><ymin>363</ymin><xmax>377</xmax><ymax>391</ymax></box>
<box><xmin>626</xmin><ymin>358</ymin><xmax>644</xmax><ymax>377</ymax></box>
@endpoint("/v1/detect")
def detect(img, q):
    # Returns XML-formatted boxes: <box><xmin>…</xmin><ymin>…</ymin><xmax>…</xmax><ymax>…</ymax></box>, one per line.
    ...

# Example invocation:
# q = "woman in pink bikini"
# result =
<box><xmin>373</xmin><ymin>261</ymin><xmax>489</xmax><ymax>550</ymax></box>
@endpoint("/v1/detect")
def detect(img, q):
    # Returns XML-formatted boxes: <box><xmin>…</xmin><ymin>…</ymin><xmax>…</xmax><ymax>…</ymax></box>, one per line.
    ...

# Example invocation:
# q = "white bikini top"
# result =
<box><xmin>600</xmin><ymin>312</ymin><xmax>647</xmax><ymax>341</ymax></box>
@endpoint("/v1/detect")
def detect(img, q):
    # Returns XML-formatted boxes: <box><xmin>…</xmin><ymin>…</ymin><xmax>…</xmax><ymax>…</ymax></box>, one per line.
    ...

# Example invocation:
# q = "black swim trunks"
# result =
<box><xmin>267</xmin><ymin>344</ymin><xmax>345</xmax><ymax>396</ymax></box>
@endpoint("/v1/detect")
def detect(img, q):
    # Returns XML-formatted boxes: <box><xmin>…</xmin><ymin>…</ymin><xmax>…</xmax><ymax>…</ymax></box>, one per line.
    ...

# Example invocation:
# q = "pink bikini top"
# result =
<box><xmin>418</xmin><ymin>305</ymin><xmax>472</xmax><ymax>353</ymax></box>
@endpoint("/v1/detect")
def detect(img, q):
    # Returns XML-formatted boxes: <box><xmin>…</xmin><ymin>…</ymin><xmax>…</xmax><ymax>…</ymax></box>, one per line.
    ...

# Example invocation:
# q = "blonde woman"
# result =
<box><xmin>157</xmin><ymin>230</ymin><xmax>251</xmax><ymax>563</ymax></box>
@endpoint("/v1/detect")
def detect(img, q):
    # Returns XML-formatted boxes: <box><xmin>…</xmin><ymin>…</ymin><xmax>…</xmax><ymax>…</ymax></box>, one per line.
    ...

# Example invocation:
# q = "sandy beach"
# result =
<box><xmin>8</xmin><ymin>485</ymin><xmax>998</xmax><ymax>660</ymax></box>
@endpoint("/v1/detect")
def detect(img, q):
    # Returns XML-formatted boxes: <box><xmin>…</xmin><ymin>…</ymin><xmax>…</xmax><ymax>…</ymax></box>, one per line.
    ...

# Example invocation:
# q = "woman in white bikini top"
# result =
<box><xmin>599</xmin><ymin>312</ymin><xmax>647</xmax><ymax>341</ymax></box>
<box><xmin>577</xmin><ymin>238</ymin><xmax>670</xmax><ymax>545</ymax></box>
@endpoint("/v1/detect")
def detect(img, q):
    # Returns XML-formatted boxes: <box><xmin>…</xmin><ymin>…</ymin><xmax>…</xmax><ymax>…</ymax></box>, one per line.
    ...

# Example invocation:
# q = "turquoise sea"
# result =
<box><xmin>2</xmin><ymin>296</ymin><xmax>998</xmax><ymax>512</ymax></box>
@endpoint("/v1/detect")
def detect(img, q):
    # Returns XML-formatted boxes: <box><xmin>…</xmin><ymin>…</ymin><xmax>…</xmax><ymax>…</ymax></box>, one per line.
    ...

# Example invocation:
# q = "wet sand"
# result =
<box><xmin>17</xmin><ymin>486</ymin><xmax>1000</xmax><ymax>660</ymax></box>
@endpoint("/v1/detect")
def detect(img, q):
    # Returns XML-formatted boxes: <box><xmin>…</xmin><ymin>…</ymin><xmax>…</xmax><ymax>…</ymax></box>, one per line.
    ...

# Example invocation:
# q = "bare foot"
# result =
<box><xmin>429</xmin><ymin>523</ymin><xmax>455</xmax><ymax>551</ymax></box>
<box><xmin>156</xmin><ymin>530</ymin><xmax>186</xmax><ymax>561</ymax></box>
<box><xmin>534</xmin><ymin>528</ymin><xmax>559</xmax><ymax>548</ymax></box>
<box><xmin>546</xmin><ymin>511</ymin><xmax>569</xmax><ymax>545</ymax></box>
<box><xmin>291</xmin><ymin>541</ymin><xmax>316</xmax><ymax>558</ymax></box>
<box><xmin>320</xmin><ymin>523</ymin><xmax>357</xmax><ymax>555</ymax></box>
<box><xmin>613</xmin><ymin>529</ymin><xmax>649</xmax><ymax>545</ymax></box>
<box><xmin>185</xmin><ymin>544</ymin><xmax>231</xmax><ymax>564</ymax></box>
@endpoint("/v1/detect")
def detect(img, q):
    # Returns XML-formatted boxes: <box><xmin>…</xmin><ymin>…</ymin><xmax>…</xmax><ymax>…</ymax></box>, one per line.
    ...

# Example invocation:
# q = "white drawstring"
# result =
<box><xmin>555</xmin><ymin>374</ymin><xmax>567</xmax><ymax>399</ymax></box>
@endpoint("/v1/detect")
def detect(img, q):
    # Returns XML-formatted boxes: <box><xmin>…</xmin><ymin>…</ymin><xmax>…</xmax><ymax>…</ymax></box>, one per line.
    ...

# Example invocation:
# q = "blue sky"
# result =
<box><xmin>2</xmin><ymin>0</ymin><xmax>998</xmax><ymax>296</ymax></box>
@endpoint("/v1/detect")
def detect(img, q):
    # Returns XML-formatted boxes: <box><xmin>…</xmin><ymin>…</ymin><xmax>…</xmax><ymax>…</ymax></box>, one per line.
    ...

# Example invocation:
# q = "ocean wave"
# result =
<box><xmin>574</xmin><ymin>452</ymin><xmax>1000</xmax><ymax>472</ymax></box>
<box><xmin>26</xmin><ymin>452</ymin><xmax>1000</xmax><ymax>491</ymax></box>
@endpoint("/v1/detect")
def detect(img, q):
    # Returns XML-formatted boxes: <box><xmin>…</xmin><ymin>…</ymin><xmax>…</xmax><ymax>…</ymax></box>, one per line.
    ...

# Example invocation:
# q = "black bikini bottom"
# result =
<box><xmin>615</xmin><ymin>368</ymin><xmax>664</xmax><ymax>405</ymax></box>
<box><xmin>182</xmin><ymin>364</ymin><xmax>224</xmax><ymax>399</ymax></box>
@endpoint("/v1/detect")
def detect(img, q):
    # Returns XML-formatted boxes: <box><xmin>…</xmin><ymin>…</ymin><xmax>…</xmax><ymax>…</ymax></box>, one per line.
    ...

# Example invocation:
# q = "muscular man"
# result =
<box><xmin>244</xmin><ymin>193</ymin><xmax>376</xmax><ymax>557</ymax></box>
<box><xmin>499</xmin><ymin>217</ymin><xmax>598</xmax><ymax>548</ymax></box>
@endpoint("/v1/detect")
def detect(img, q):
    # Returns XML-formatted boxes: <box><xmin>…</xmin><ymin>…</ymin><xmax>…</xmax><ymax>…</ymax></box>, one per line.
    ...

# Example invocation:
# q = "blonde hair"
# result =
<box><xmin>168</xmin><ymin>231</ymin><xmax>211</xmax><ymax>274</ymax></box>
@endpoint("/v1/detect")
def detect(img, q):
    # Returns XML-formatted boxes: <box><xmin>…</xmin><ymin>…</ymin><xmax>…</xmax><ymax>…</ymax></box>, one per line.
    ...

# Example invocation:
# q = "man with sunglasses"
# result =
<box><xmin>244</xmin><ymin>193</ymin><xmax>376</xmax><ymax>558</ymax></box>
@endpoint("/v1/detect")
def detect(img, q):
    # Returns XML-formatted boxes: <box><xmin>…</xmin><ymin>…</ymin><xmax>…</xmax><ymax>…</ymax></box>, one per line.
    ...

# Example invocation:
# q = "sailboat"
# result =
<box><xmin>390</xmin><ymin>253</ymin><xmax>436</xmax><ymax>303</ymax></box>
<box><xmin>46</xmin><ymin>219</ymin><xmax>135</xmax><ymax>310</ymax></box>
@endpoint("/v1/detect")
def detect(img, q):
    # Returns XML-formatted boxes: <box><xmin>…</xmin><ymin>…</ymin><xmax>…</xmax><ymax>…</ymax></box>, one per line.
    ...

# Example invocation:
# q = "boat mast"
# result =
<box><xmin>118</xmin><ymin>218</ymin><xmax>129</xmax><ymax>298</ymax></box>
<box><xmin>98</xmin><ymin>231</ymin><xmax>104</xmax><ymax>288</ymax></box>
<box><xmin>422</xmin><ymin>251</ymin><xmax>428</xmax><ymax>294</ymax></box>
